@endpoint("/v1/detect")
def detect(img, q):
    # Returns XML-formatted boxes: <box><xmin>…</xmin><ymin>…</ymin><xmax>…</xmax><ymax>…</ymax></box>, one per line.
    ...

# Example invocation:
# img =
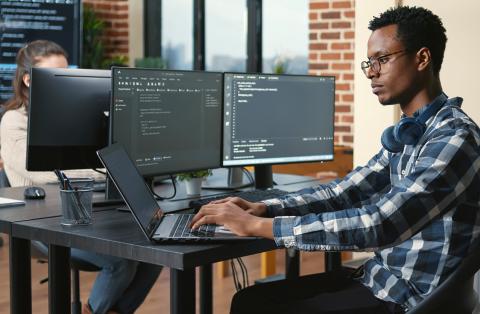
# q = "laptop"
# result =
<box><xmin>97</xmin><ymin>143</ymin><xmax>259</xmax><ymax>242</ymax></box>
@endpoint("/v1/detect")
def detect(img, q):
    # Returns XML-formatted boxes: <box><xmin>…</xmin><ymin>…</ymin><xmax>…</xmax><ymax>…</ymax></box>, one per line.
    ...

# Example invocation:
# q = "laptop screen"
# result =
<box><xmin>97</xmin><ymin>144</ymin><xmax>163</xmax><ymax>237</ymax></box>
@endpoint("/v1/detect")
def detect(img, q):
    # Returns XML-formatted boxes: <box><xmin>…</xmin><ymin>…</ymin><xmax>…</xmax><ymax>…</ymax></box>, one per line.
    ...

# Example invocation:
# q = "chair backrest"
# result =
<box><xmin>409</xmin><ymin>238</ymin><xmax>480</xmax><ymax>314</ymax></box>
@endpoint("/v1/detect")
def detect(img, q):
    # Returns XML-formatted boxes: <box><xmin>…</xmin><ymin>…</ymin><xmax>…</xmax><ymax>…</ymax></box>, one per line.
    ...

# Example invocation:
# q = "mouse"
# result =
<box><xmin>24</xmin><ymin>186</ymin><xmax>46</xmax><ymax>200</ymax></box>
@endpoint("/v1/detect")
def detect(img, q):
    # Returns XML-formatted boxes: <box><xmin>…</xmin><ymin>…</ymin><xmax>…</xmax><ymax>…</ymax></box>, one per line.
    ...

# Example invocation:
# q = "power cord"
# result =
<box><xmin>92</xmin><ymin>168</ymin><xmax>106</xmax><ymax>175</ymax></box>
<box><xmin>230</xmin><ymin>257</ymin><xmax>249</xmax><ymax>291</ymax></box>
<box><xmin>241</xmin><ymin>167</ymin><xmax>255</xmax><ymax>185</ymax></box>
<box><xmin>152</xmin><ymin>175</ymin><xmax>177</xmax><ymax>200</ymax></box>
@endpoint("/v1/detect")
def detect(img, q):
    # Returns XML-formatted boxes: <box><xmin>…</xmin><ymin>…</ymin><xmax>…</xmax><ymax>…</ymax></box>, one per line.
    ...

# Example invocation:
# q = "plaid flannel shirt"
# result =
<box><xmin>263</xmin><ymin>96</ymin><xmax>480</xmax><ymax>310</ymax></box>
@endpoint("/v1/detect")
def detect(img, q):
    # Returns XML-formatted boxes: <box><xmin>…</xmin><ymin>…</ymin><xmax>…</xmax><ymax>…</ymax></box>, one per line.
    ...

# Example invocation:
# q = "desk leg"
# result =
<box><xmin>325</xmin><ymin>251</ymin><xmax>342</xmax><ymax>272</ymax></box>
<box><xmin>170</xmin><ymin>268</ymin><xmax>195</xmax><ymax>314</ymax></box>
<box><xmin>285</xmin><ymin>248</ymin><xmax>300</xmax><ymax>279</ymax></box>
<box><xmin>48</xmin><ymin>244</ymin><xmax>71</xmax><ymax>314</ymax></box>
<box><xmin>9</xmin><ymin>235</ymin><xmax>32</xmax><ymax>314</ymax></box>
<box><xmin>200</xmin><ymin>265</ymin><xmax>212</xmax><ymax>314</ymax></box>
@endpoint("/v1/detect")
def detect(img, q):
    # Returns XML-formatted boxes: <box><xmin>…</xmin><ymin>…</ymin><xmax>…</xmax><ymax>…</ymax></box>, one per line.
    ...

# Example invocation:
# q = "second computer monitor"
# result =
<box><xmin>111</xmin><ymin>68</ymin><xmax>222</xmax><ymax>177</ymax></box>
<box><xmin>223</xmin><ymin>73</ymin><xmax>335</xmax><ymax>166</ymax></box>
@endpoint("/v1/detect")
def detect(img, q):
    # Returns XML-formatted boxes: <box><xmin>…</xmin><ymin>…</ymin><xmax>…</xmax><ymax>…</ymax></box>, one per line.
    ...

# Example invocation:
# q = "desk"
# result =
<box><xmin>13</xmin><ymin>210</ymin><xmax>277</xmax><ymax>314</ymax></box>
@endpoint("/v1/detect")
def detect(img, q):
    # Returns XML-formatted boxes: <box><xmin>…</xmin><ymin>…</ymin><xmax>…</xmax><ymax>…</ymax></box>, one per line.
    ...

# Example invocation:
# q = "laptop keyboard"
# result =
<box><xmin>169</xmin><ymin>214</ymin><xmax>217</xmax><ymax>238</ymax></box>
<box><xmin>189</xmin><ymin>188</ymin><xmax>289</xmax><ymax>210</ymax></box>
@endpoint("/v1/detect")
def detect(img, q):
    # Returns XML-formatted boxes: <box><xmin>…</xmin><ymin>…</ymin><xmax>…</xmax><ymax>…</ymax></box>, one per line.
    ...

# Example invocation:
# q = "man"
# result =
<box><xmin>191</xmin><ymin>6</ymin><xmax>480</xmax><ymax>314</ymax></box>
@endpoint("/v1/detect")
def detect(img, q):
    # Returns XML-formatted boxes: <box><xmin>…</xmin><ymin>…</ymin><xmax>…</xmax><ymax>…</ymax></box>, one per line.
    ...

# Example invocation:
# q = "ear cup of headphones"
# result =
<box><xmin>381</xmin><ymin>125</ymin><xmax>404</xmax><ymax>153</ymax></box>
<box><xmin>394</xmin><ymin>118</ymin><xmax>426</xmax><ymax>145</ymax></box>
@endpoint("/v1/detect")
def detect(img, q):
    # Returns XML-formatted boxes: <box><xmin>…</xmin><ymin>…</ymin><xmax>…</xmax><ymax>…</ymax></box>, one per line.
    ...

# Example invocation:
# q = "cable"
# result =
<box><xmin>241</xmin><ymin>167</ymin><xmax>255</xmax><ymax>185</ymax></box>
<box><xmin>230</xmin><ymin>259</ymin><xmax>242</xmax><ymax>291</ymax></box>
<box><xmin>237</xmin><ymin>257</ymin><xmax>249</xmax><ymax>288</ymax></box>
<box><xmin>152</xmin><ymin>175</ymin><xmax>177</xmax><ymax>200</ymax></box>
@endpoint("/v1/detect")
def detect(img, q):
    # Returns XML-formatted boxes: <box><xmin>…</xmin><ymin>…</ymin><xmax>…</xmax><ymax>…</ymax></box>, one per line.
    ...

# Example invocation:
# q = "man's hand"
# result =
<box><xmin>190</xmin><ymin>198</ymin><xmax>273</xmax><ymax>239</ymax></box>
<box><xmin>209</xmin><ymin>196</ymin><xmax>268</xmax><ymax>217</ymax></box>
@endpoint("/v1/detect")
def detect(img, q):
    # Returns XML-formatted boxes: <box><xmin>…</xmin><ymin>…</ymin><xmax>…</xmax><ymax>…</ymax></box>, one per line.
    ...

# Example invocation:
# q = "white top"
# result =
<box><xmin>0</xmin><ymin>106</ymin><xmax>103</xmax><ymax>187</ymax></box>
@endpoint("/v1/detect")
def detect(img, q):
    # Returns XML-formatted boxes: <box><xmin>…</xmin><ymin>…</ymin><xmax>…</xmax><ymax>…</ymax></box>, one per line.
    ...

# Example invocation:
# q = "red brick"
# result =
<box><xmin>334</xmin><ymin>135</ymin><xmax>340</xmax><ymax>143</ymax></box>
<box><xmin>335</xmin><ymin>94</ymin><xmax>340</xmax><ymax>102</ymax></box>
<box><xmin>335</xmin><ymin>115</ymin><xmax>340</xmax><ymax>123</ymax></box>
<box><xmin>336</xmin><ymin>83</ymin><xmax>350</xmax><ymax>91</ymax></box>
<box><xmin>335</xmin><ymin>125</ymin><xmax>351</xmax><ymax>132</ymax></box>
<box><xmin>332</xmin><ymin>63</ymin><xmax>351</xmax><ymax>70</ymax></box>
<box><xmin>336</xmin><ymin>105</ymin><xmax>351</xmax><ymax>113</ymax></box>
<box><xmin>106</xmin><ymin>30</ymin><xmax>129</xmax><ymax>37</ymax></box>
<box><xmin>343</xmin><ymin>73</ymin><xmax>354</xmax><ymax>80</ymax></box>
<box><xmin>342</xmin><ymin>115</ymin><xmax>354</xmax><ymax>123</ymax></box>
<box><xmin>309</xmin><ymin>12</ymin><xmax>318</xmax><ymax>20</ymax></box>
<box><xmin>309</xmin><ymin>52</ymin><xmax>318</xmax><ymax>61</ymax></box>
<box><xmin>309</xmin><ymin>33</ymin><xmax>317</xmax><ymax>40</ymax></box>
<box><xmin>309</xmin><ymin>63</ymin><xmax>329</xmax><ymax>70</ymax></box>
<box><xmin>321</xmin><ymin>32</ymin><xmax>341</xmax><ymax>40</ymax></box>
<box><xmin>321</xmin><ymin>12</ymin><xmax>341</xmax><ymax>19</ymax></box>
<box><xmin>343</xmin><ymin>53</ymin><xmax>354</xmax><ymax>60</ymax></box>
<box><xmin>309</xmin><ymin>22</ymin><xmax>329</xmax><ymax>29</ymax></box>
<box><xmin>310</xmin><ymin>2</ymin><xmax>329</xmax><ymax>10</ymax></box>
<box><xmin>114</xmin><ymin>22</ymin><xmax>129</xmax><ymax>28</ymax></box>
<box><xmin>342</xmin><ymin>94</ymin><xmax>354</xmax><ymax>102</ymax></box>
<box><xmin>114</xmin><ymin>4</ymin><xmax>129</xmax><ymax>11</ymax></box>
<box><xmin>320</xmin><ymin>53</ymin><xmax>341</xmax><ymax>60</ymax></box>
<box><xmin>331</xmin><ymin>42</ymin><xmax>351</xmax><ymax>50</ymax></box>
<box><xmin>344</xmin><ymin>10</ymin><xmax>355</xmax><ymax>18</ymax></box>
<box><xmin>344</xmin><ymin>31</ymin><xmax>355</xmax><ymax>39</ymax></box>
<box><xmin>332</xmin><ymin>22</ymin><xmax>351</xmax><ymax>29</ymax></box>
<box><xmin>309</xmin><ymin>43</ymin><xmax>328</xmax><ymax>50</ymax></box>
<box><xmin>342</xmin><ymin>135</ymin><xmax>354</xmax><ymax>143</ymax></box>
<box><xmin>332</xmin><ymin>1</ymin><xmax>352</xmax><ymax>9</ymax></box>
<box><xmin>95</xmin><ymin>3</ymin><xmax>112</xmax><ymax>10</ymax></box>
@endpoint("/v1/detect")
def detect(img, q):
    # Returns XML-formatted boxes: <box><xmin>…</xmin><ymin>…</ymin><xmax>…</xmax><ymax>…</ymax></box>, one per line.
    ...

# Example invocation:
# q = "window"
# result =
<box><xmin>262</xmin><ymin>0</ymin><xmax>308</xmax><ymax>74</ymax></box>
<box><xmin>162</xmin><ymin>0</ymin><xmax>193</xmax><ymax>70</ymax></box>
<box><xmin>205</xmin><ymin>0</ymin><xmax>247</xmax><ymax>72</ymax></box>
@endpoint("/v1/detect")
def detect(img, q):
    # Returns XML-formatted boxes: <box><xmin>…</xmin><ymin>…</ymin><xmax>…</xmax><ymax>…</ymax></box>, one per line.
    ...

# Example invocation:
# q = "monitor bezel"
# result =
<box><xmin>221</xmin><ymin>71</ymin><xmax>336</xmax><ymax>167</ymax></box>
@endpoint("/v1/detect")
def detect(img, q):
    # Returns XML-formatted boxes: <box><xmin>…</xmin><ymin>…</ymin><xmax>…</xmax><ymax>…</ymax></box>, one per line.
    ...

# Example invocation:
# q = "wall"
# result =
<box><xmin>309</xmin><ymin>0</ymin><xmax>355</xmax><ymax>147</ymax></box>
<box><xmin>82</xmin><ymin>0</ymin><xmax>129</xmax><ymax>61</ymax></box>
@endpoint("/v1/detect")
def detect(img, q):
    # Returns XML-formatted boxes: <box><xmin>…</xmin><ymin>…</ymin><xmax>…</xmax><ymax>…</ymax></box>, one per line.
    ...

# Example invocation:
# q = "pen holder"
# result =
<box><xmin>60</xmin><ymin>178</ymin><xmax>94</xmax><ymax>226</ymax></box>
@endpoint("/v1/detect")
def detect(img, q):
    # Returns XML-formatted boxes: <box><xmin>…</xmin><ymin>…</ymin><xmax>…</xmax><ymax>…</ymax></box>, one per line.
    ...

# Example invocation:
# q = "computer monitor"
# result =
<box><xmin>0</xmin><ymin>0</ymin><xmax>81</xmax><ymax>104</ymax></box>
<box><xmin>110</xmin><ymin>67</ymin><xmax>223</xmax><ymax>181</ymax></box>
<box><xmin>222</xmin><ymin>72</ymin><xmax>335</xmax><ymax>188</ymax></box>
<box><xmin>27</xmin><ymin>68</ymin><xmax>111</xmax><ymax>171</ymax></box>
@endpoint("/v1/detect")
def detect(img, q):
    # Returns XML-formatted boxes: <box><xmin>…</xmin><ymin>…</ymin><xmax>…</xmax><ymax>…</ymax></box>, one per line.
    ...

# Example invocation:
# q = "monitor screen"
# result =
<box><xmin>27</xmin><ymin>68</ymin><xmax>111</xmax><ymax>171</ymax></box>
<box><xmin>111</xmin><ymin>67</ymin><xmax>223</xmax><ymax>177</ymax></box>
<box><xmin>0</xmin><ymin>0</ymin><xmax>81</xmax><ymax>104</ymax></box>
<box><xmin>222</xmin><ymin>73</ymin><xmax>335</xmax><ymax>166</ymax></box>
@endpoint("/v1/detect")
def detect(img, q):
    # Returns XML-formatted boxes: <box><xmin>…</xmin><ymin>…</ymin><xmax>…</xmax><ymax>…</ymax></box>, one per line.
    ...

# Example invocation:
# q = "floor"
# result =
<box><xmin>0</xmin><ymin>235</ymin><xmax>327</xmax><ymax>314</ymax></box>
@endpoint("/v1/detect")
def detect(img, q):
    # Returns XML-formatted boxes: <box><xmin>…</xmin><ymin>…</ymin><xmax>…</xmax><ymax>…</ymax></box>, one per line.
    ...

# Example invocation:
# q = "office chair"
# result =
<box><xmin>33</xmin><ymin>241</ymin><xmax>101</xmax><ymax>314</ymax></box>
<box><xmin>407</xmin><ymin>238</ymin><xmax>480</xmax><ymax>314</ymax></box>
<box><xmin>0</xmin><ymin>168</ymin><xmax>10</xmax><ymax>247</ymax></box>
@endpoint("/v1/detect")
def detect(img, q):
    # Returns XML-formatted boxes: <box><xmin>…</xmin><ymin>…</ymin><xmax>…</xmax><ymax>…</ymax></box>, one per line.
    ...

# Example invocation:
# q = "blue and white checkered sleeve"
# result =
<box><xmin>272</xmin><ymin>128</ymin><xmax>480</xmax><ymax>251</ymax></box>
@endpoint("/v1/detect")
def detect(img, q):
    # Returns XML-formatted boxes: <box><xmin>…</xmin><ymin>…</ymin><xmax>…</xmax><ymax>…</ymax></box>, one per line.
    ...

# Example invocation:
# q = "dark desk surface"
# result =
<box><xmin>13</xmin><ymin>209</ymin><xmax>276</xmax><ymax>270</ymax></box>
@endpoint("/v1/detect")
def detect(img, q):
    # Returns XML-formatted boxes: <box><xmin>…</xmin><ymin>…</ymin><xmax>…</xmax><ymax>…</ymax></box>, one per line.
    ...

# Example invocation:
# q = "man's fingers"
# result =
<box><xmin>191</xmin><ymin>215</ymin><xmax>215</xmax><ymax>230</ymax></box>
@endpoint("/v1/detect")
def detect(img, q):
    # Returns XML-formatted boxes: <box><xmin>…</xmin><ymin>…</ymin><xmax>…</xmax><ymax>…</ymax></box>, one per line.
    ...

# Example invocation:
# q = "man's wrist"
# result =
<box><xmin>249</xmin><ymin>217</ymin><xmax>274</xmax><ymax>239</ymax></box>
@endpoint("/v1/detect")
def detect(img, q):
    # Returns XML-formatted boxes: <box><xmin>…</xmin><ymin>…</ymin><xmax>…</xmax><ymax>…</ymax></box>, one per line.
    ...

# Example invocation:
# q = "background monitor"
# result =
<box><xmin>222</xmin><ymin>72</ymin><xmax>335</xmax><ymax>167</ymax></box>
<box><xmin>110</xmin><ymin>67</ymin><xmax>223</xmax><ymax>178</ymax></box>
<box><xmin>27</xmin><ymin>68</ymin><xmax>111</xmax><ymax>171</ymax></box>
<box><xmin>0</xmin><ymin>0</ymin><xmax>81</xmax><ymax>104</ymax></box>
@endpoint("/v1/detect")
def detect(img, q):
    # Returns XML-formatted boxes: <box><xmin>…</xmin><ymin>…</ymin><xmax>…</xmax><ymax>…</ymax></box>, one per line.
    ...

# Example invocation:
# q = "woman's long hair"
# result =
<box><xmin>3</xmin><ymin>40</ymin><xmax>67</xmax><ymax>112</ymax></box>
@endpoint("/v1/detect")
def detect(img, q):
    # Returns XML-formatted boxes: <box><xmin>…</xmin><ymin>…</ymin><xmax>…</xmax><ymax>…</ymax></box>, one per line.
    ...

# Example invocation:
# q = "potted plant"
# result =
<box><xmin>177</xmin><ymin>169</ymin><xmax>212</xmax><ymax>196</ymax></box>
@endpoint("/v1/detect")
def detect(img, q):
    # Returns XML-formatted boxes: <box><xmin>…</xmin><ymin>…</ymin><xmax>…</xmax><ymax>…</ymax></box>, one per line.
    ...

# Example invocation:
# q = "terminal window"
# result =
<box><xmin>112</xmin><ymin>68</ymin><xmax>222</xmax><ymax>176</ymax></box>
<box><xmin>223</xmin><ymin>73</ymin><xmax>335</xmax><ymax>166</ymax></box>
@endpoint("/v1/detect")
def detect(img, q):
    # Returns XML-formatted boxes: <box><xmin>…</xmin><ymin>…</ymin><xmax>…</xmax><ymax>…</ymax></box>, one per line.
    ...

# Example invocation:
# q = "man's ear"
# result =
<box><xmin>22</xmin><ymin>73</ymin><xmax>30</xmax><ymax>88</ymax></box>
<box><xmin>416</xmin><ymin>47</ymin><xmax>432</xmax><ymax>72</ymax></box>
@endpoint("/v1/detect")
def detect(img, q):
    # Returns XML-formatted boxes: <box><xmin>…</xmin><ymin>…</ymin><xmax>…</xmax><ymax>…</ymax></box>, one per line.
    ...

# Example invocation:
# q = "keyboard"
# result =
<box><xmin>170</xmin><ymin>214</ymin><xmax>216</xmax><ymax>238</ymax></box>
<box><xmin>189</xmin><ymin>188</ymin><xmax>289</xmax><ymax>210</ymax></box>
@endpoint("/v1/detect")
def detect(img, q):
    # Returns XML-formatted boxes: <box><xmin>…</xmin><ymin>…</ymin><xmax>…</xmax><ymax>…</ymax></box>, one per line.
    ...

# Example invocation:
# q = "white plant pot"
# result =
<box><xmin>185</xmin><ymin>177</ymin><xmax>203</xmax><ymax>196</ymax></box>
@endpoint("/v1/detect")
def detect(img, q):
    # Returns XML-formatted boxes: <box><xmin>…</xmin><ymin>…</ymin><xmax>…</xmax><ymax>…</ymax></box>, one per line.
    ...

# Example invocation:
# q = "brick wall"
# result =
<box><xmin>309</xmin><ymin>0</ymin><xmax>355</xmax><ymax>147</ymax></box>
<box><xmin>83</xmin><ymin>0</ymin><xmax>129</xmax><ymax>59</ymax></box>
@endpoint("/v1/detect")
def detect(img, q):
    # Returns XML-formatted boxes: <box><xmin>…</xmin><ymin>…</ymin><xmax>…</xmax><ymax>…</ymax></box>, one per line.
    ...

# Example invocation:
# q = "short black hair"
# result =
<box><xmin>369</xmin><ymin>6</ymin><xmax>447</xmax><ymax>77</ymax></box>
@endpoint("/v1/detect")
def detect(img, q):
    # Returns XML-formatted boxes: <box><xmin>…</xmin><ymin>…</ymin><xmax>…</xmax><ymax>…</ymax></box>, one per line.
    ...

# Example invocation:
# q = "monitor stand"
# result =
<box><xmin>201</xmin><ymin>167</ymin><xmax>253</xmax><ymax>190</ymax></box>
<box><xmin>92</xmin><ymin>175</ymin><xmax>124</xmax><ymax>207</ymax></box>
<box><xmin>254</xmin><ymin>165</ymin><xmax>273</xmax><ymax>189</ymax></box>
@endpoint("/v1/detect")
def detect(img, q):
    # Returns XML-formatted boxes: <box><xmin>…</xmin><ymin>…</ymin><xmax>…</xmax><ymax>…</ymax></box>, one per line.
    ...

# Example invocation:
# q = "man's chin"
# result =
<box><xmin>377</xmin><ymin>95</ymin><xmax>396</xmax><ymax>106</ymax></box>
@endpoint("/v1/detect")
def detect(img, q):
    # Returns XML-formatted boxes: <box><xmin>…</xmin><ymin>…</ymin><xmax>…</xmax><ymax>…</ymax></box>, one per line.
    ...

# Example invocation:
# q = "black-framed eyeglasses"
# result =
<box><xmin>361</xmin><ymin>50</ymin><xmax>406</xmax><ymax>77</ymax></box>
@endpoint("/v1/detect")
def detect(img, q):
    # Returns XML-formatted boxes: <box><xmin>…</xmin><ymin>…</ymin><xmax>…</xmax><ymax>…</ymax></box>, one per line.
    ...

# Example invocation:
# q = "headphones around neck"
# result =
<box><xmin>381</xmin><ymin>93</ymin><xmax>448</xmax><ymax>153</ymax></box>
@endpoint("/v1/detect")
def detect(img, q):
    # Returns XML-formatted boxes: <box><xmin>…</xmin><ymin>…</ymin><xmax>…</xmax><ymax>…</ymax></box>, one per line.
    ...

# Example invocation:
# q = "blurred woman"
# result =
<box><xmin>1</xmin><ymin>40</ymin><xmax>161</xmax><ymax>314</ymax></box>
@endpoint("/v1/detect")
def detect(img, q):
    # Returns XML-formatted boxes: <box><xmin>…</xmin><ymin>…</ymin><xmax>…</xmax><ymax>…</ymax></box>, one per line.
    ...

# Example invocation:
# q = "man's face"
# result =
<box><xmin>366</xmin><ymin>24</ymin><xmax>419</xmax><ymax>105</ymax></box>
